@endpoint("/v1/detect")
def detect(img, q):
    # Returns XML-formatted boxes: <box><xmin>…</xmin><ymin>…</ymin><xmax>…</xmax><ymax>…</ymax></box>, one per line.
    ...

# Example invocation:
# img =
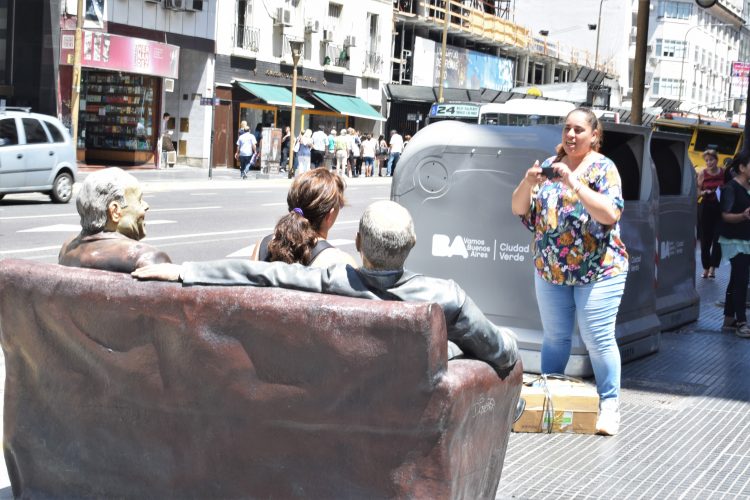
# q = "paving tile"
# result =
<box><xmin>497</xmin><ymin>253</ymin><xmax>750</xmax><ymax>499</ymax></box>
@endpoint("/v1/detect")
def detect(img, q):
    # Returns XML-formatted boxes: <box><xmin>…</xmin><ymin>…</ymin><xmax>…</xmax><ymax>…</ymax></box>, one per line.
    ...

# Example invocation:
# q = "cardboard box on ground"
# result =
<box><xmin>513</xmin><ymin>375</ymin><xmax>599</xmax><ymax>434</ymax></box>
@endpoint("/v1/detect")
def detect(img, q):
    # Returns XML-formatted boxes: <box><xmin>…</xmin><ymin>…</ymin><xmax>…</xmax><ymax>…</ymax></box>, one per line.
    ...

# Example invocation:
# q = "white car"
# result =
<box><xmin>0</xmin><ymin>109</ymin><xmax>77</xmax><ymax>203</ymax></box>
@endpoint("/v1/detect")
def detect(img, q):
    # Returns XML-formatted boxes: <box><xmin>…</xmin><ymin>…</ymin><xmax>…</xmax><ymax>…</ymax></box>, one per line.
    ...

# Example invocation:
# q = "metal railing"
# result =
<box><xmin>234</xmin><ymin>25</ymin><xmax>259</xmax><ymax>53</ymax></box>
<box><xmin>322</xmin><ymin>43</ymin><xmax>350</xmax><ymax>69</ymax></box>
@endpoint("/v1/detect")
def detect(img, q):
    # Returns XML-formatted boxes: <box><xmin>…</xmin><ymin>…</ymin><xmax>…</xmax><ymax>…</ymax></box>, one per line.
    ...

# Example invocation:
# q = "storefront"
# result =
<box><xmin>59</xmin><ymin>30</ymin><xmax>179</xmax><ymax>165</ymax></box>
<box><xmin>214</xmin><ymin>55</ymin><xmax>384</xmax><ymax>168</ymax></box>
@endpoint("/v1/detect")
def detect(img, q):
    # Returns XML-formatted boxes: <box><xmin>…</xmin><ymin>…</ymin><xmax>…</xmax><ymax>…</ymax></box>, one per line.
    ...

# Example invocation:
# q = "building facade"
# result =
<box><xmin>58</xmin><ymin>0</ymin><xmax>216</xmax><ymax>167</ymax></box>
<box><xmin>212</xmin><ymin>0</ymin><xmax>391</xmax><ymax>168</ymax></box>
<box><xmin>640</xmin><ymin>0</ymin><xmax>747</xmax><ymax>121</ymax></box>
<box><xmin>387</xmin><ymin>0</ymin><xmax>621</xmax><ymax>136</ymax></box>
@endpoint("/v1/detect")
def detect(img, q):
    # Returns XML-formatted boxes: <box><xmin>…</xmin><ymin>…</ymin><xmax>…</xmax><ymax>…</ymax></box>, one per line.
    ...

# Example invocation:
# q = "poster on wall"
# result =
<box><xmin>412</xmin><ymin>36</ymin><xmax>514</xmax><ymax>92</ymax></box>
<box><xmin>84</xmin><ymin>0</ymin><xmax>105</xmax><ymax>29</ymax></box>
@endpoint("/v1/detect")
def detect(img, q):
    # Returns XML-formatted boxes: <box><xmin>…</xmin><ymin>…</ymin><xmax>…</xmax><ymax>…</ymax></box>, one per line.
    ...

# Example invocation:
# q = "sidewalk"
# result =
<box><xmin>497</xmin><ymin>252</ymin><xmax>750</xmax><ymax>499</ymax></box>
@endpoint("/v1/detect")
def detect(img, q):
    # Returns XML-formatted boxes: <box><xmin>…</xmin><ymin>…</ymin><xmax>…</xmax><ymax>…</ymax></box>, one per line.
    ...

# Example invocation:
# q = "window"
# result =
<box><xmin>652</xmin><ymin>77</ymin><xmax>681</xmax><ymax>97</ymax></box>
<box><xmin>328</xmin><ymin>2</ymin><xmax>342</xmax><ymax>26</ymax></box>
<box><xmin>655</xmin><ymin>39</ymin><xmax>686</xmax><ymax>58</ymax></box>
<box><xmin>22</xmin><ymin>118</ymin><xmax>49</xmax><ymax>144</ymax></box>
<box><xmin>0</xmin><ymin>118</ymin><xmax>18</xmax><ymax>146</ymax></box>
<box><xmin>43</xmin><ymin>121</ymin><xmax>65</xmax><ymax>143</ymax></box>
<box><xmin>659</xmin><ymin>0</ymin><xmax>692</xmax><ymax>19</ymax></box>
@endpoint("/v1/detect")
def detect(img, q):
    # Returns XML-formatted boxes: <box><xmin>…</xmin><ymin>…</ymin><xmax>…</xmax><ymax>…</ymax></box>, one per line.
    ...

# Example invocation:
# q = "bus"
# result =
<box><xmin>478</xmin><ymin>99</ymin><xmax>575</xmax><ymax>126</ymax></box>
<box><xmin>653</xmin><ymin>114</ymin><xmax>743</xmax><ymax>171</ymax></box>
<box><xmin>426</xmin><ymin>101</ymin><xmax>482</xmax><ymax>125</ymax></box>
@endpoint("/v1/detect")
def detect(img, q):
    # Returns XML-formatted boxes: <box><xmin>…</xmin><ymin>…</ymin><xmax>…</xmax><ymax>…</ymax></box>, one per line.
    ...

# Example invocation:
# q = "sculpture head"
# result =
<box><xmin>77</xmin><ymin>167</ymin><xmax>149</xmax><ymax>240</ymax></box>
<box><xmin>356</xmin><ymin>200</ymin><xmax>416</xmax><ymax>271</ymax></box>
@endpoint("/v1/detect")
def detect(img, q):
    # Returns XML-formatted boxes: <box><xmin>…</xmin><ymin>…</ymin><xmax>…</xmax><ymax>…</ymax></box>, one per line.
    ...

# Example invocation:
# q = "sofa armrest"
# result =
<box><xmin>393</xmin><ymin>358</ymin><xmax>523</xmax><ymax>499</ymax></box>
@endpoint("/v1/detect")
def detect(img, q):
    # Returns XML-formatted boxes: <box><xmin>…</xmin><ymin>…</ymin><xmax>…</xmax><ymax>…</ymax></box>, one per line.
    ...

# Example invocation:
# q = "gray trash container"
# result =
<box><xmin>651</xmin><ymin>131</ymin><xmax>699</xmax><ymax>330</ymax></box>
<box><xmin>392</xmin><ymin>120</ymin><xmax>661</xmax><ymax>376</ymax></box>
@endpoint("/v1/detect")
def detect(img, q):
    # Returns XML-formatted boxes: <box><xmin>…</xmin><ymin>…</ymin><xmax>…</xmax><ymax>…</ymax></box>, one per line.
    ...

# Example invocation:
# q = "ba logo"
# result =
<box><xmin>432</xmin><ymin>234</ymin><xmax>468</xmax><ymax>258</ymax></box>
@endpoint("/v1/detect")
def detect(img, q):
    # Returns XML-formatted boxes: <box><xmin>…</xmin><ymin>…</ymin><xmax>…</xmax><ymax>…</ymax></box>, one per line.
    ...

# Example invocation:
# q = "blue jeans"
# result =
<box><xmin>386</xmin><ymin>152</ymin><xmax>400</xmax><ymax>176</ymax></box>
<box><xmin>239</xmin><ymin>155</ymin><xmax>252</xmax><ymax>177</ymax></box>
<box><xmin>534</xmin><ymin>271</ymin><xmax>627</xmax><ymax>402</ymax></box>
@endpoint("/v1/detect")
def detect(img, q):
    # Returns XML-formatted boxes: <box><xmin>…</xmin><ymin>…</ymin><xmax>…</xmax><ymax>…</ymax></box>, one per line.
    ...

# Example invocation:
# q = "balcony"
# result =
<box><xmin>322</xmin><ymin>43</ymin><xmax>350</xmax><ymax>71</ymax></box>
<box><xmin>234</xmin><ymin>24</ymin><xmax>259</xmax><ymax>53</ymax></box>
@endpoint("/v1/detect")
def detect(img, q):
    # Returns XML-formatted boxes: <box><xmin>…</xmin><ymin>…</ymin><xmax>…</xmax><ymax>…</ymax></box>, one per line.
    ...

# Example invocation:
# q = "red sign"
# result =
<box><xmin>60</xmin><ymin>30</ymin><xmax>179</xmax><ymax>79</ymax></box>
<box><xmin>731</xmin><ymin>61</ymin><xmax>750</xmax><ymax>99</ymax></box>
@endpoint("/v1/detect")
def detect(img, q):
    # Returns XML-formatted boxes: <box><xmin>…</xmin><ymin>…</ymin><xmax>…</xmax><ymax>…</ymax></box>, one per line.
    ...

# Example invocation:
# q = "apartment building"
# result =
<box><xmin>642</xmin><ymin>0</ymin><xmax>747</xmax><ymax>121</ymax></box>
<box><xmin>58</xmin><ymin>0</ymin><xmax>216</xmax><ymax>167</ymax></box>
<box><xmin>212</xmin><ymin>0</ymin><xmax>391</xmax><ymax>168</ymax></box>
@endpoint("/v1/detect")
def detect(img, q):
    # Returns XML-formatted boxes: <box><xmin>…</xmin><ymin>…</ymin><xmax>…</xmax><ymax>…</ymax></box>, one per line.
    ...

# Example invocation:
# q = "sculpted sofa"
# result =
<box><xmin>0</xmin><ymin>259</ymin><xmax>522</xmax><ymax>499</ymax></box>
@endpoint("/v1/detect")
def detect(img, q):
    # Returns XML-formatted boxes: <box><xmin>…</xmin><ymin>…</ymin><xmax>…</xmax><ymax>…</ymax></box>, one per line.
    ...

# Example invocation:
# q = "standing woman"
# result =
<box><xmin>511</xmin><ymin>107</ymin><xmax>629</xmax><ymax>436</ymax></box>
<box><xmin>377</xmin><ymin>134</ymin><xmax>388</xmax><ymax>177</ymax></box>
<box><xmin>296</xmin><ymin>129</ymin><xmax>313</xmax><ymax>176</ymax></box>
<box><xmin>718</xmin><ymin>150</ymin><xmax>750</xmax><ymax>337</ymax></box>
<box><xmin>279</xmin><ymin>126</ymin><xmax>291</xmax><ymax>173</ymax></box>
<box><xmin>696</xmin><ymin>149</ymin><xmax>724</xmax><ymax>278</ymax></box>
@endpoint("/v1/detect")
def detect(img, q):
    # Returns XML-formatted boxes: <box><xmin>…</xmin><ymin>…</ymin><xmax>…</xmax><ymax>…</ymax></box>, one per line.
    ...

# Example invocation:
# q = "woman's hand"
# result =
<box><xmin>512</xmin><ymin>161</ymin><xmax>542</xmax><ymax>216</ymax></box>
<box><xmin>523</xmin><ymin>160</ymin><xmax>544</xmax><ymax>187</ymax></box>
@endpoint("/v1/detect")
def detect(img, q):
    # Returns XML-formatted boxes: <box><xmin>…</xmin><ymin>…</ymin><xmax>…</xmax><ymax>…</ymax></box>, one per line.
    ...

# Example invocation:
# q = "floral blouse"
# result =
<box><xmin>521</xmin><ymin>154</ymin><xmax>629</xmax><ymax>285</ymax></box>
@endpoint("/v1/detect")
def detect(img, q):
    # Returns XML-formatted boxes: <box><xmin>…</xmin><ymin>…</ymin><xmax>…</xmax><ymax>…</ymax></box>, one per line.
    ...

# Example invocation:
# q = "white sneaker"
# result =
<box><xmin>596</xmin><ymin>398</ymin><xmax>620</xmax><ymax>436</ymax></box>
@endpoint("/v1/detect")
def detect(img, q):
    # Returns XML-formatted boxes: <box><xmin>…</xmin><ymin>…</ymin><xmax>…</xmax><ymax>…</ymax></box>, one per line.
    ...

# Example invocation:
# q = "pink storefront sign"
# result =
<box><xmin>60</xmin><ymin>30</ymin><xmax>179</xmax><ymax>79</ymax></box>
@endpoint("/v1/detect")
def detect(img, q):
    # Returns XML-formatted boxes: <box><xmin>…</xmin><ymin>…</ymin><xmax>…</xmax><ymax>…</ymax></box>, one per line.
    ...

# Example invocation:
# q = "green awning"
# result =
<box><xmin>236</xmin><ymin>81</ymin><xmax>314</xmax><ymax>109</ymax></box>
<box><xmin>313</xmin><ymin>92</ymin><xmax>386</xmax><ymax>121</ymax></box>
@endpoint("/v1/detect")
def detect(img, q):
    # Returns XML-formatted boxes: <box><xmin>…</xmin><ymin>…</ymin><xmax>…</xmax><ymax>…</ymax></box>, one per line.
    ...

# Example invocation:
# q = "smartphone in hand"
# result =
<box><xmin>541</xmin><ymin>165</ymin><xmax>560</xmax><ymax>179</ymax></box>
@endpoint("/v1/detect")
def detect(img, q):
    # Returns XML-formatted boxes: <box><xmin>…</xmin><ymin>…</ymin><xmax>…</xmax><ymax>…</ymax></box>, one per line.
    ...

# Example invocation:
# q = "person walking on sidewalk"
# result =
<box><xmin>697</xmin><ymin>149</ymin><xmax>724</xmax><ymax>278</ymax></box>
<box><xmin>719</xmin><ymin>150</ymin><xmax>750</xmax><ymax>338</ymax></box>
<box><xmin>386</xmin><ymin>129</ymin><xmax>403</xmax><ymax>177</ymax></box>
<box><xmin>311</xmin><ymin>125</ymin><xmax>328</xmax><ymax>168</ymax></box>
<box><xmin>511</xmin><ymin>107</ymin><xmax>628</xmax><ymax>436</ymax></box>
<box><xmin>334</xmin><ymin>128</ymin><xmax>349</xmax><ymax>177</ymax></box>
<box><xmin>235</xmin><ymin>125</ymin><xmax>257</xmax><ymax>180</ymax></box>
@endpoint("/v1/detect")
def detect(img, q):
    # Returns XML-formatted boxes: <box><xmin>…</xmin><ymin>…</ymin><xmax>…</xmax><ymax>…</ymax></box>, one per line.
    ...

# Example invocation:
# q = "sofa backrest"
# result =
<box><xmin>0</xmin><ymin>259</ymin><xmax>520</xmax><ymax>499</ymax></box>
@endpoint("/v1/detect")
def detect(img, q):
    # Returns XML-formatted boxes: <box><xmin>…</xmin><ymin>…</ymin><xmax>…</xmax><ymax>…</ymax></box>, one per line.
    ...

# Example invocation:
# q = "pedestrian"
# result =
<box><xmin>160</xmin><ymin>113</ymin><xmax>172</xmax><ymax>169</ymax></box>
<box><xmin>697</xmin><ymin>149</ymin><xmax>724</xmax><ymax>278</ymax></box>
<box><xmin>511</xmin><ymin>107</ymin><xmax>629</xmax><ymax>436</ymax></box>
<box><xmin>252</xmin><ymin>123</ymin><xmax>263</xmax><ymax>171</ymax></box>
<box><xmin>311</xmin><ymin>125</ymin><xmax>328</xmax><ymax>168</ymax></box>
<box><xmin>235</xmin><ymin>124</ymin><xmax>257</xmax><ymax>180</ymax></box>
<box><xmin>361</xmin><ymin>133</ymin><xmax>376</xmax><ymax>177</ymax></box>
<box><xmin>348</xmin><ymin>128</ymin><xmax>361</xmax><ymax>178</ymax></box>
<box><xmin>377</xmin><ymin>134</ymin><xmax>388</xmax><ymax>177</ymax></box>
<box><xmin>718</xmin><ymin>150</ymin><xmax>750</xmax><ymax>337</ymax></box>
<box><xmin>248</xmin><ymin>168</ymin><xmax>357</xmax><ymax>268</ymax></box>
<box><xmin>296</xmin><ymin>129</ymin><xmax>313</xmax><ymax>176</ymax></box>
<box><xmin>327</xmin><ymin>128</ymin><xmax>337</xmax><ymax>170</ymax></box>
<box><xmin>279</xmin><ymin>126</ymin><xmax>290</xmax><ymax>172</ymax></box>
<box><xmin>334</xmin><ymin>128</ymin><xmax>349</xmax><ymax>177</ymax></box>
<box><xmin>387</xmin><ymin>129</ymin><xmax>404</xmax><ymax>177</ymax></box>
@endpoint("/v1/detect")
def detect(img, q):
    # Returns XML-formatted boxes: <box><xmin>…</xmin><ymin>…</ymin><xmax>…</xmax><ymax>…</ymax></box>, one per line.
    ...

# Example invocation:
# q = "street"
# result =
<box><xmin>1</xmin><ymin>168</ymin><xmax>392</xmax><ymax>266</ymax></box>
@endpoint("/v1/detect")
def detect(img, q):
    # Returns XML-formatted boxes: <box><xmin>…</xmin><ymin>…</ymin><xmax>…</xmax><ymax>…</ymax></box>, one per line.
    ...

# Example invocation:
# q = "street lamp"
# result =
<box><xmin>287</xmin><ymin>40</ymin><xmax>304</xmax><ymax>177</ymax></box>
<box><xmin>594</xmin><ymin>0</ymin><xmax>608</xmax><ymax>70</ymax></box>
<box><xmin>677</xmin><ymin>23</ymin><xmax>735</xmax><ymax>108</ymax></box>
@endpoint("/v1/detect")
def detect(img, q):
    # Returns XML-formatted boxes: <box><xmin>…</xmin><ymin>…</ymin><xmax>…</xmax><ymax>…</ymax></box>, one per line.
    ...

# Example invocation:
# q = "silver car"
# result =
<box><xmin>0</xmin><ymin>109</ymin><xmax>77</xmax><ymax>203</ymax></box>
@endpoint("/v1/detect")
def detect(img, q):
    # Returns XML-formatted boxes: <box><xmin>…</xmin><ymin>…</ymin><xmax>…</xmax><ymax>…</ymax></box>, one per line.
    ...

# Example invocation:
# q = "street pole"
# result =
<box><xmin>437</xmin><ymin>0</ymin><xmax>450</xmax><ymax>103</ymax></box>
<box><xmin>594</xmin><ymin>0</ymin><xmax>606</xmax><ymax>70</ymax></box>
<box><xmin>287</xmin><ymin>41</ymin><xmax>303</xmax><ymax>178</ymax></box>
<box><xmin>631</xmin><ymin>0</ymin><xmax>650</xmax><ymax>125</ymax></box>
<box><xmin>70</xmin><ymin>0</ymin><xmax>84</xmax><ymax>148</ymax></box>
<box><xmin>677</xmin><ymin>26</ymin><xmax>698</xmax><ymax>108</ymax></box>
<box><xmin>744</xmin><ymin>53</ymin><xmax>750</xmax><ymax>155</ymax></box>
